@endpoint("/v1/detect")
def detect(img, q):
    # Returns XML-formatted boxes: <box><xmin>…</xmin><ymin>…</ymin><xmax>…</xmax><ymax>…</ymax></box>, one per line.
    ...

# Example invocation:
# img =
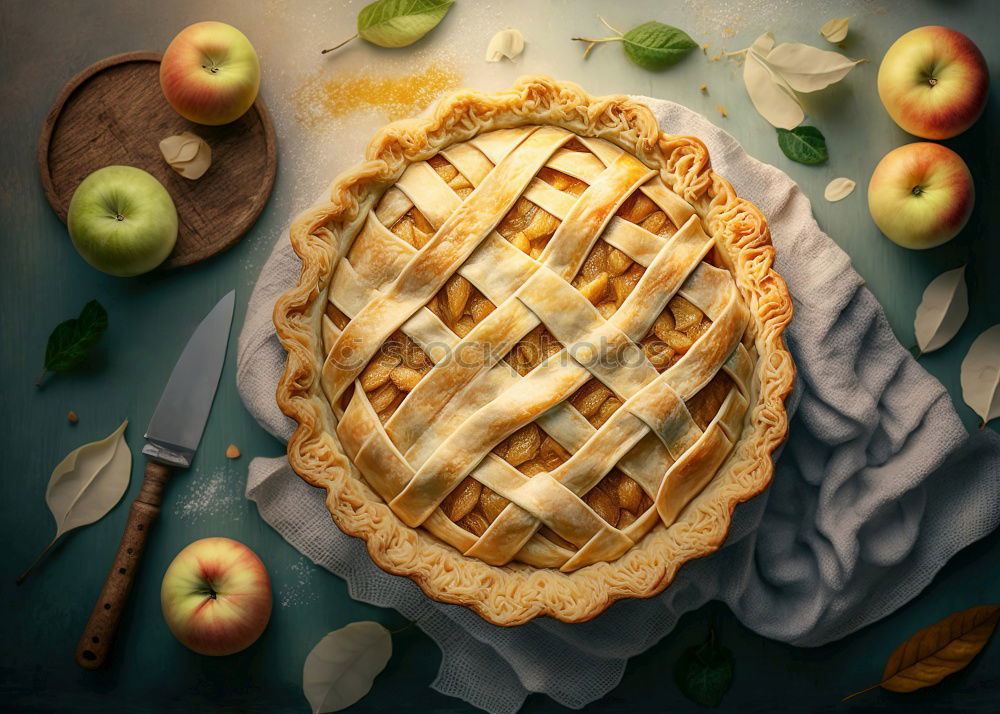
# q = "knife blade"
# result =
<box><xmin>76</xmin><ymin>291</ymin><xmax>236</xmax><ymax>669</ymax></box>
<box><xmin>143</xmin><ymin>289</ymin><xmax>235</xmax><ymax>467</ymax></box>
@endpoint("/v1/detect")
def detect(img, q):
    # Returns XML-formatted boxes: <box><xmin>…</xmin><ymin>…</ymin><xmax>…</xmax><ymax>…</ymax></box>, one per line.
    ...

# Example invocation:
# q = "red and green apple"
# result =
<box><xmin>160</xmin><ymin>21</ymin><xmax>260</xmax><ymax>126</ymax></box>
<box><xmin>877</xmin><ymin>26</ymin><xmax>989</xmax><ymax>139</ymax></box>
<box><xmin>867</xmin><ymin>142</ymin><xmax>974</xmax><ymax>250</ymax></box>
<box><xmin>161</xmin><ymin>537</ymin><xmax>272</xmax><ymax>656</ymax></box>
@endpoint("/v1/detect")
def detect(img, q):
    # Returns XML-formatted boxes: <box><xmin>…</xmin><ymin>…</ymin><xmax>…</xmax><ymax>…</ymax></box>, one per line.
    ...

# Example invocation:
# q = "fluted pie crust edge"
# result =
<box><xmin>274</xmin><ymin>76</ymin><xmax>794</xmax><ymax>625</ymax></box>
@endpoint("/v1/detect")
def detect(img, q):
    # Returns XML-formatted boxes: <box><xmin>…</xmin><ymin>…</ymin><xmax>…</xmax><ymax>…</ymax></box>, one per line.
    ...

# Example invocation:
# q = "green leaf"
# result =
<box><xmin>357</xmin><ymin>0</ymin><xmax>455</xmax><ymax>48</ymax></box>
<box><xmin>622</xmin><ymin>21</ymin><xmax>697</xmax><ymax>70</ymax></box>
<box><xmin>673</xmin><ymin>628</ymin><xmax>734</xmax><ymax>707</ymax></box>
<box><xmin>43</xmin><ymin>300</ymin><xmax>108</xmax><ymax>375</ymax></box>
<box><xmin>776</xmin><ymin>125</ymin><xmax>829</xmax><ymax>165</ymax></box>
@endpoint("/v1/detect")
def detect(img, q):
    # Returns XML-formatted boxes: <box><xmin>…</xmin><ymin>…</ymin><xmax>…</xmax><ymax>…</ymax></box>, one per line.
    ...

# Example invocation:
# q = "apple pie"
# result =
<box><xmin>274</xmin><ymin>77</ymin><xmax>793</xmax><ymax>625</ymax></box>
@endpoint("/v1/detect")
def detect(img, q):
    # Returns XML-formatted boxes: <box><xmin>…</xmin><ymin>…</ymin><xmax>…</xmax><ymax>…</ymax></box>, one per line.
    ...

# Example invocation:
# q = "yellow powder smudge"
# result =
<box><xmin>292</xmin><ymin>62</ymin><xmax>463</xmax><ymax>129</ymax></box>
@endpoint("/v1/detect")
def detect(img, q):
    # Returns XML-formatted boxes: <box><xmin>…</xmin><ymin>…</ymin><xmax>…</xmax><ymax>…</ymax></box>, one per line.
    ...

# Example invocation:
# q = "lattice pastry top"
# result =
<box><xmin>276</xmin><ymin>77</ymin><xmax>793</xmax><ymax>625</ymax></box>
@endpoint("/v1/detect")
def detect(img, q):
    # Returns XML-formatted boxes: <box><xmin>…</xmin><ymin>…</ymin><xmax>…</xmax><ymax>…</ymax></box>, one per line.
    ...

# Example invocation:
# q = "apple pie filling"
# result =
<box><xmin>323</xmin><ymin>147</ymin><xmax>735</xmax><ymax>548</ymax></box>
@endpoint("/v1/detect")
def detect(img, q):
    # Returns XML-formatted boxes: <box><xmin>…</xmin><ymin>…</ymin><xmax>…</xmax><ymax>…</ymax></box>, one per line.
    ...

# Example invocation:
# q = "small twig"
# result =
<box><xmin>841</xmin><ymin>683</ymin><xmax>880</xmax><ymax>702</ymax></box>
<box><xmin>571</xmin><ymin>36</ymin><xmax>624</xmax><ymax>59</ymax></box>
<box><xmin>16</xmin><ymin>536</ymin><xmax>60</xmax><ymax>585</ymax></box>
<box><xmin>598</xmin><ymin>15</ymin><xmax>623</xmax><ymax>36</ymax></box>
<box><xmin>321</xmin><ymin>34</ymin><xmax>358</xmax><ymax>54</ymax></box>
<box><xmin>35</xmin><ymin>368</ymin><xmax>47</xmax><ymax>388</ymax></box>
<box><xmin>572</xmin><ymin>15</ymin><xmax>627</xmax><ymax>59</ymax></box>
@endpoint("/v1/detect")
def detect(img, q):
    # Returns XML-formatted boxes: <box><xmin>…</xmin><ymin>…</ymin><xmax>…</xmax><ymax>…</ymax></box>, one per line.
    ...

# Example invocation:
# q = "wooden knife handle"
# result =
<box><xmin>75</xmin><ymin>460</ymin><xmax>172</xmax><ymax>669</ymax></box>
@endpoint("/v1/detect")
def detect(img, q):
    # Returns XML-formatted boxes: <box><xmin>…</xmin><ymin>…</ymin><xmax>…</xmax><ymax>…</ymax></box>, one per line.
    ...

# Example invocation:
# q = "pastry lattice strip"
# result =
<box><xmin>324</xmin><ymin>127</ymin><xmax>751</xmax><ymax>570</ymax></box>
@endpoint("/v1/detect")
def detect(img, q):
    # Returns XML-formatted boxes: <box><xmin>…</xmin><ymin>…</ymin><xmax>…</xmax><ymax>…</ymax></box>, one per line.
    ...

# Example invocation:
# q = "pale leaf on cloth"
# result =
<box><xmin>915</xmin><ymin>266</ymin><xmax>968</xmax><ymax>354</ymax></box>
<box><xmin>303</xmin><ymin>621</ymin><xmax>392</xmax><ymax>713</ymax></box>
<box><xmin>236</xmin><ymin>97</ymin><xmax>1000</xmax><ymax>714</ymax></box>
<box><xmin>961</xmin><ymin>325</ymin><xmax>1000</xmax><ymax>427</ymax></box>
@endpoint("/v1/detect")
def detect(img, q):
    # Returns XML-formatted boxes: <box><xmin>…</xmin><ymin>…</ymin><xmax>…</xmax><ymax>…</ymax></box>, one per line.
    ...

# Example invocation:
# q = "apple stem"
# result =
<box><xmin>34</xmin><ymin>368</ymin><xmax>48</xmax><ymax>387</ymax></box>
<box><xmin>928</xmin><ymin>77</ymin><xmax>938</xmax><ymax>86</ymax></box>
<box><xmin>321</xmin><ymin>34</ymin><xmax>358</xmax><ymax>54</ymax></box>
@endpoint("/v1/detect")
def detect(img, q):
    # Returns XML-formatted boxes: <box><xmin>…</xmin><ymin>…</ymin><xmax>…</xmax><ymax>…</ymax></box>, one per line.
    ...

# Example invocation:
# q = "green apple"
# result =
<box><xmin>67</xmin><ymin>166</ymin><xmax>178</xmax><ymax>276</ymax></box>
<box><xmin>161</xmin><ymin>537</ymin><xmax>272</xmax><ymax>656</ymax></box>
<box><xmin>867</xmin><ymin>142</ymin><xmax>974</xmax><ymax>250</ymax></box>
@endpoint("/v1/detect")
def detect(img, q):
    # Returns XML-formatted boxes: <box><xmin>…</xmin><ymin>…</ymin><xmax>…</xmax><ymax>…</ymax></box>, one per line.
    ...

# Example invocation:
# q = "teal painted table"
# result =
<box><xmin>2</xmin><ymin>1</ymin><xmax>997</xmax><ymax>711</ymax></box>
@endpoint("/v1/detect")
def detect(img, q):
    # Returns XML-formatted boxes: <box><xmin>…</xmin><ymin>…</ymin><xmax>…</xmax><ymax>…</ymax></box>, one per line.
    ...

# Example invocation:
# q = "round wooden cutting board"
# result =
<box><xmin>38</xmin><ymin>51</ymin><xmax>277</xmax><ymax>268</ymax></box>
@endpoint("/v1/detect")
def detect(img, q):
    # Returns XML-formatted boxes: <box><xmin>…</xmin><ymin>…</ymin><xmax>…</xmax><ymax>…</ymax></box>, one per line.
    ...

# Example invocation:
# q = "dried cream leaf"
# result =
<box><xmin>820</xmin><ymin>18</ymin><xmax>850</xmax><ymax>44</ymax></box>
<box><xmin>764</xmin><ymin>42</ymin><xmax>865</xmax><ymax>93</ymax></box>
<box><xmin>159</xmin><ymin>131</ymin><xmax>212</xmax><ymax>180</ymax></box>
<box><xmin>915</xmin><ymin>266</ymin><xmax>968</xmax><ymax>353</ymax></box>
<box><xmin>303</xmin><ymin>622</ymin><xmax>392</xmax><ymax>713</ymax></box>
<box><xmin>485</xmin><ymin>28</ymin><xmax>524</xmax><ymax>62</ymax></box>
<box><xmin>960</xmin><ymin>325</ymin><xmax>1000</xmax><ymax>427</ymax></box>
<box><xmin>824</xmin><ymin>177</ymin><xmax>856</xmax><ymax>202</ymax></box>
<box><xmin>743</xmin><ymin>33</ymin><xmax>804</xmax><ymax>129</ymax></box>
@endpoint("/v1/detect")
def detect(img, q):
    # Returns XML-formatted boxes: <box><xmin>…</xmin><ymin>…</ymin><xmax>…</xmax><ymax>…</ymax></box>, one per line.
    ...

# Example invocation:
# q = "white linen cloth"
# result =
<box><xmin>236</xmin><ymin>97</ymin><xmax>1000</xmax><ymax>713</ymax></box>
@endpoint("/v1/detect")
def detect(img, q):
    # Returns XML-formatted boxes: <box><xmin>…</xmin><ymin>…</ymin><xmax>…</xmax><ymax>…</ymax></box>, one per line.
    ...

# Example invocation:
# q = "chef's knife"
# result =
<box><xmin>75</xmin><ymin>290</ymin><xmax>235</xmax><ymax>669</ymax></box>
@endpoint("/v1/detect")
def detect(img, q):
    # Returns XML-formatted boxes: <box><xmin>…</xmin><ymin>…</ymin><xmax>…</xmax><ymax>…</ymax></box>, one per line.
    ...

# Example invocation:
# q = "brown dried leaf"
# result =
<box><xmin>844</xmin><ymin>605</ymin><xmax>1000</xmax><ymax>701</ymax></box>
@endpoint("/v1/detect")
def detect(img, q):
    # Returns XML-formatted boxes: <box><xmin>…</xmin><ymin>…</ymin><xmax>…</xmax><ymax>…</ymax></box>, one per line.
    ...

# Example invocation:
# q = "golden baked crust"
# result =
<box><xmin>274</xmin><ymin>76</ymin><xmax>793</xmax><ymax>625</ymax></box>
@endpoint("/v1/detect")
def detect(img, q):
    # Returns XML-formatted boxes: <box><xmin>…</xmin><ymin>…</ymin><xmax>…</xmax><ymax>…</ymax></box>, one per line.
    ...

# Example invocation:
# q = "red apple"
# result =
<box><xmin>877</xmin><ymin>26</ymin><xmax>989</xmax><ymax>139</ymax></box>
<box><xmin>161</xmin><ymin>537</ymin><xmax>272</xmax><ymax>656</ymax></box>
<box><xmin>160</xmin><ymin>21</ymin><xmax>260</xmax><ymax>126</ymax></box>
<box><xmin>867</xmin><ymin>142</ymin><xmax>974</xmax><ymax>250</ymax></box>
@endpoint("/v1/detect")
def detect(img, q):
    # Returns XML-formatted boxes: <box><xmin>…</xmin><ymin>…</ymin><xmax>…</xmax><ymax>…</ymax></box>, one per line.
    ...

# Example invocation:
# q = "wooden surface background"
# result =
<box><xmin>1</xmin><ymin>1</ymin><xmax>997</xmax><ymax>712</ymax></box>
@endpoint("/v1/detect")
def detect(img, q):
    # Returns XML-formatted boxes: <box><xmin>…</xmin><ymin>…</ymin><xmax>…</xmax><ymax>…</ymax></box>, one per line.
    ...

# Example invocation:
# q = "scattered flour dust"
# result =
<box><xmin>173</xmin><ymin>467</ymin><xmax>245</xmax><ymax>522</ymax></box>
<box><xmin>279</xmin><ymin>556</ymin><xmax>319</xmax><ymax>608</ymax></box>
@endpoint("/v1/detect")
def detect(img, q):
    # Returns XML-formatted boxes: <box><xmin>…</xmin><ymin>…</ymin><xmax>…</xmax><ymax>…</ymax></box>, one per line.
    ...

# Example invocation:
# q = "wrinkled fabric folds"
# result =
<box><xmin>236</xmin><ymin>97</ymin><xmax>1000</xmax><ymax>714</ymax></box>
